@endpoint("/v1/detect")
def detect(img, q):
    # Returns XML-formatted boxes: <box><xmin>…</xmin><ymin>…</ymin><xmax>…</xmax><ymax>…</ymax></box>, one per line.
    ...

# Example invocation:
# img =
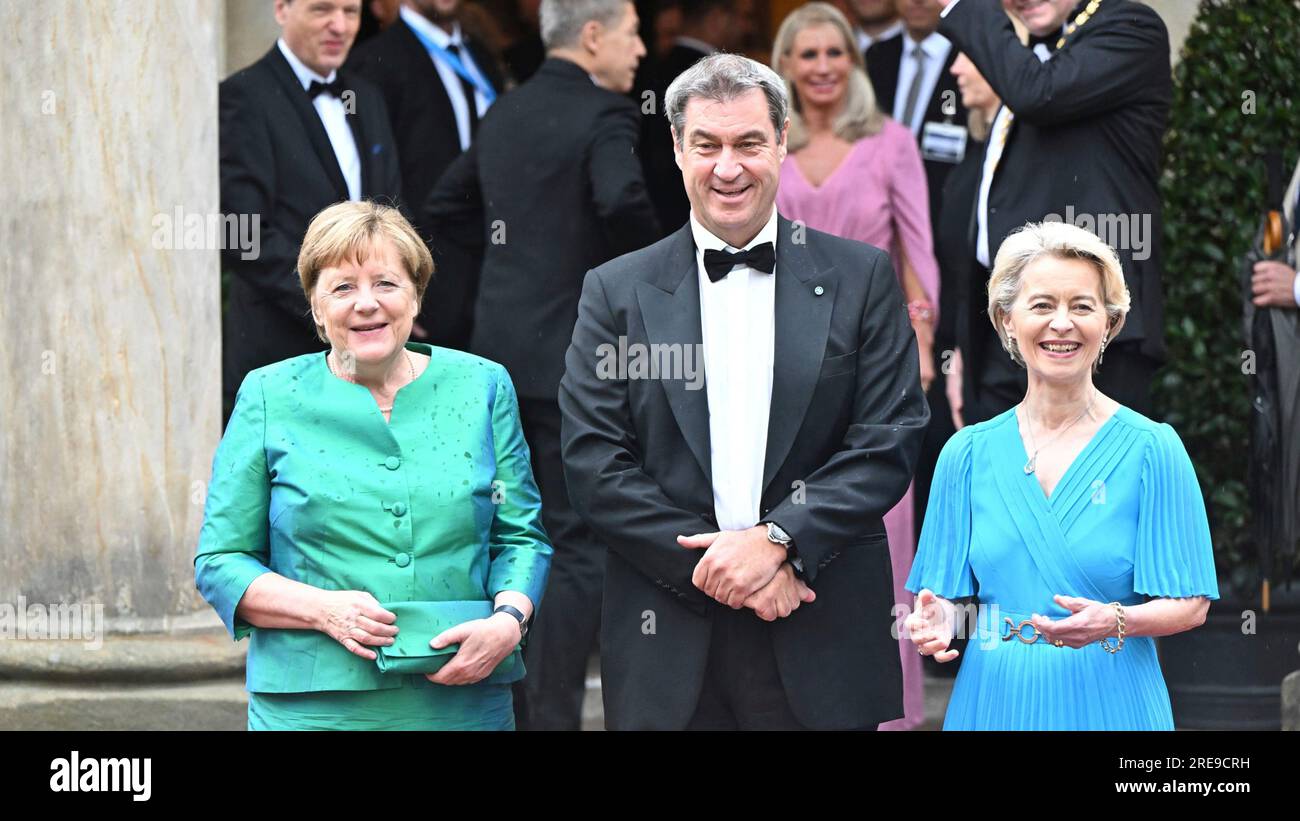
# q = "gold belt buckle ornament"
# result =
<box><xmin>1002</xmin><ymin>617</ymin><xmax>1043</xmax><ymax>644</ymax></box>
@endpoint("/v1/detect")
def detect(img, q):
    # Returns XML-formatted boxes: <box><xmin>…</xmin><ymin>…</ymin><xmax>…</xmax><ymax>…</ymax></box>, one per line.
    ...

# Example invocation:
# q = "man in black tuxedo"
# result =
<box><xmin>423</xmin><ymin>0</ymin><xmax>660</xmax><ymax>730</ymax></box>
<box><xmin>220</xmin><ymin>0</ymin><xmax>402</xmax><ymax>418</ymax></box>
<box><xmin>938</xmin><ymin>0</ymin><xmax>1172</xmax><ymax>414</ymax></box>
<box><xmin>640</xmin><ymin>0</ymin><xmax>744</xmax><ymax>235</ymax></box>
<box><xmin>347</xmin><ymin>0</ymin><xmax>505</xmax><ymax>350</ymax></box>
<box><xmin>559</xmin><ymin>53</ymin><xmax>928</xmax><ymax>730</ymax></box>
<box><xmin>865</xmin><ymin>0</ymin><xmax>968</xmax><ymax>235</ymax></box>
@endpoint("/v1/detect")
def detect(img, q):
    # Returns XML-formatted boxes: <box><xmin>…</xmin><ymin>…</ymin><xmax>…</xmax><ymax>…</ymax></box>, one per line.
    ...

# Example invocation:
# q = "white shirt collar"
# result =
<box><xmin>674</xmin><ymin>35</ymin><xmax>717</xmax><ymax>56</ymax></box>
<box><xmin>690</xmin><ymin>207</ymin><xmax>778</xmax><ymax>254</ymax></box>
<box><xmin>855</xmin><ymin>19</ymin><xmax>904</xmax><ymax>52</ymax></box>
<box><xmin>399</xmin><ymin>4</ymin><xmax>462</xmax><ymax>48</ymax></box>
<box><xmin>277</xmin><ymin>38</ymin><xmax>336</xmax><ymax>89</ymax></box>
<box><xmin>903</xmin><ymin>29</ymin><xmax>951</xmax><ymax>60</ymax></box>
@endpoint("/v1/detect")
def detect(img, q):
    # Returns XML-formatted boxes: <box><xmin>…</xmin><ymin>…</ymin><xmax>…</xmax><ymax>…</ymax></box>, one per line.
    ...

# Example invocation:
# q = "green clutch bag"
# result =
<box><xmin>374</xmin><ymin>600</ymin><xmax>522</xmax><ymax>678</ymax></box>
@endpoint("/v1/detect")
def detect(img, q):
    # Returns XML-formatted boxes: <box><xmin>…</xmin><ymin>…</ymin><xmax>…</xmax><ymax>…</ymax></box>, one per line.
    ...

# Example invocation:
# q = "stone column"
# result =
<box><xmin>224</xmin><ymin>0</ymin><xmax>282</xmax><ymax>78</ymax></box>
<box><xmin>0</xmin><ymin>0</ymin><xmax>246</xmax><ymax>729</ymax></box>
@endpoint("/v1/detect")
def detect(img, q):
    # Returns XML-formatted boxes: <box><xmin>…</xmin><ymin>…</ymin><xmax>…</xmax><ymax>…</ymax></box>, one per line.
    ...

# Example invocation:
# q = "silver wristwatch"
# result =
<box><xmin>765</xmin><ymin>522</ymin><xmax>793</xmax><ymax>548</ymax></box>
<box><xmin>764</xmin><ymin>522</ymin><xmax>804</xmax><ymax>574</ymax></box>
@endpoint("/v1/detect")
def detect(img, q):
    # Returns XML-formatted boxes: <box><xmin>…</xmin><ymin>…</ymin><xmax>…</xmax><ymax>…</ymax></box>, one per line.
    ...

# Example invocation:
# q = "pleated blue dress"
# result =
<box><xmin>906</xmin><ymin>406</ymin><xmax>1219</xmax><ymax>730</ymax></box>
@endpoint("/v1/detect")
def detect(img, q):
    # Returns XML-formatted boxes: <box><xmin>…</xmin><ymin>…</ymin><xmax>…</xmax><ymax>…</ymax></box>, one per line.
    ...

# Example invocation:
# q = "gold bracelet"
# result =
<box><xmin>1099</xmin><ymin>601</ymin><xmax>1125</xmax><ymax>654</ymax></box>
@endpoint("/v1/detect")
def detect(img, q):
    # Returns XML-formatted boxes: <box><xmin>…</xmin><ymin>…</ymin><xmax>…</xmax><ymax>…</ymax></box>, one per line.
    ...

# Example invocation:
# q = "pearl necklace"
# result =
<box><xmin>326</xmin><ymin>349</ymin><xmax>415</xmax><ymax>414</ymax></box>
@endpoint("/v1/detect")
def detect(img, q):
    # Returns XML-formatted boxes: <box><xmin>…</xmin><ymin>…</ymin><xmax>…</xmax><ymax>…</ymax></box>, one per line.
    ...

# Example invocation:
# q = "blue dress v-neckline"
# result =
<box><xmin>1006</xmin><ymin>405</ymin><xmax>1125</xmax><ymax>507</ymax></box>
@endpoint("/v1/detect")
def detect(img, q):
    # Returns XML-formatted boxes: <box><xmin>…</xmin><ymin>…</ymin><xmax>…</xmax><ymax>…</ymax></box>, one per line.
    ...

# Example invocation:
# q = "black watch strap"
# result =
<box><xmin>494</xmin><ymin>604</ymin><xmax>528</xmax><ymax>638</ymax></box>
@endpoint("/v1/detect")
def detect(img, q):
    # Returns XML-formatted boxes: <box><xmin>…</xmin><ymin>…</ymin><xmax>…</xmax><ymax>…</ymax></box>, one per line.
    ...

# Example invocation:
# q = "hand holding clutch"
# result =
<box><xmin>426</xmin><ymin>612</ymin><xmax>523</xmax><ymax>686</ymax></box>
<box><xmin>373</xmin><ymin>601</ymin><xmax>521</xmax><ymax>682</ymax></box>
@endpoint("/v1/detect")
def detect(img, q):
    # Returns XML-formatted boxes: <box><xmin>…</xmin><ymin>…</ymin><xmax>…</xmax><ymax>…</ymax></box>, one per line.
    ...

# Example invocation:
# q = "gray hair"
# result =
<box><xmin>665</xmin><ymin>53</ymin><xmax>789</xmax><ymax>148</ymax></box>
<box><xmin>539</xmin><ymin>0</ymin><xmax>629</xmax><ymax>51</ymax></box>
<box><xmin>987</xmin><ymin>221</ymin><xmax>1131</xmax><ymax>369</ymax></box>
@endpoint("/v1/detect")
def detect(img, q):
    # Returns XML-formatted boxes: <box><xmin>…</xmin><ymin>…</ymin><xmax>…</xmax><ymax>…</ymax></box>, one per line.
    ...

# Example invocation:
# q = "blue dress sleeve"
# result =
<box><xmin>194</xmin><ymin>372</ymin><xmax>273</xmax><ymax>641</ymax></box>
<box><xmin>906</xmin><ymin>426</ymin><xmax>976</xmax><ymax>599</ymax></box>
<box><xmin>1133</xmin><ymin>423</ymin><xmax>1220</xmax><ymax>600</ymax></box>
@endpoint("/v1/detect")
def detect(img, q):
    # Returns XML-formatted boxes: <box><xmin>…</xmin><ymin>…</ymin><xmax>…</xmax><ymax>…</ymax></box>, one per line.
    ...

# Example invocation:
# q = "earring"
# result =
<box><xmin>1099</xmin><ymin>333</ymin><xmax>1108</xmax><ymax>365</ymax></box>
<box><xmin>1007</xmin><ymin>335</ymin><xmax>1017</xmax><ymax>359</ymax></box>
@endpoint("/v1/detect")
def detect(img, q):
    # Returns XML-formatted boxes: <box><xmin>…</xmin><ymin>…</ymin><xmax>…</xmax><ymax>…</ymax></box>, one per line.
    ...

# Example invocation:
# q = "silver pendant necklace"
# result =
<box><xmin>1020</xmin><ymin>390</ymin><xmax>1097</xmax><ymax>475</ymax></box>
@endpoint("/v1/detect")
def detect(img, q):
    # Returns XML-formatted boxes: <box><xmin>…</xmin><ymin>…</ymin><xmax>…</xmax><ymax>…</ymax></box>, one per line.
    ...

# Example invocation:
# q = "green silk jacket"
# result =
<box><xmin>195</xmin><ymin>343</ymin><xmax>552</xmax><ymax>692</ymax></box>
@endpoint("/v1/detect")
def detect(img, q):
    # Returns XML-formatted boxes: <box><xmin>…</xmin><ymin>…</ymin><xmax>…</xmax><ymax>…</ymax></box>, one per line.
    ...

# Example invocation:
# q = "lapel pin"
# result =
<box><xmin>814</xmin><ymin>285</ymin><xmax>824</xmax><ymax>296</ymax></box>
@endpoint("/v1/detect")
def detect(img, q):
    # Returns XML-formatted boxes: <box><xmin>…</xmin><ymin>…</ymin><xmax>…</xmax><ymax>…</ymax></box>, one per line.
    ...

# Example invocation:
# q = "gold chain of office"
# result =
<box><xmin>1057</xmin><ymin>0</ymin><xmax>1103</xmax><ymax>50</ymax></box>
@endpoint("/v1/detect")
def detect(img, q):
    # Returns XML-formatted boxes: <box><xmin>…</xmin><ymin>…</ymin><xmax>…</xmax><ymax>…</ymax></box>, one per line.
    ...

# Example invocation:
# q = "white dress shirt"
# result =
<box><xmin>400</xmin><ymin>6</ymin><xmax>491</xmax><ymax>152</ymax></box>
<box><xmin>893</xmin><ymin>31</ymin><xmax>953</xmax><ymax>136</ymax></box>
<box><xmin>692</xmin><ymin>208</ymin><xmax>778</xmax><ymax>532</ymax></box>
<box><xmin>856</xmin><ymin>20</ymin><xmax>904</xmax><ymax>54</ymax></box>
<box><xmin>974</xmin><ymin>40</ymin><xmax>1052</xmax><ymax>267</ymax></box>
<box><xmin>976</xmin><ymin>104</ymin><xmax>1014</xmax><ymax>268</ymax></box>
<box><xmin>277</xmin><ymin>38</ymin><xmax>361</xmax><ymax>201</ymax></box>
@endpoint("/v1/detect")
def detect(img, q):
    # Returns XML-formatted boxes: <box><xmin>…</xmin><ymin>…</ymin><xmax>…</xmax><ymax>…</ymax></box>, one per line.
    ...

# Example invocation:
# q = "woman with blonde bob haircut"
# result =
<box><xmin>903</xmin><ymin>221</ymin><xmax>1218</xmax><ymax>730</ymax></box>
<box><xmin>196</xmin><ymin>201</ymin><xmax>552</xmax><ymax>730</ymax></box>
<box><xmin>773</xmin><ymin>0</ymin><xmax>942</xmax><ymax>731</ymax></box>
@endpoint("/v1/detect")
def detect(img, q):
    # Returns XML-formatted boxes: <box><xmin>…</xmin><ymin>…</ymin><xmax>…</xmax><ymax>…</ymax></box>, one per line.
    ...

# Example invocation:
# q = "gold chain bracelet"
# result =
<box><xmin>1099</xmin><ymin>601</ymin><xmax>1125</xmax><ymax>654</ymax></box>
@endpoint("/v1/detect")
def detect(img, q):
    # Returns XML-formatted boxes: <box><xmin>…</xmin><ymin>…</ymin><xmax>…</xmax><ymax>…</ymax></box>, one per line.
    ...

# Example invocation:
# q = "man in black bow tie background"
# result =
<box><xmin>938</xmin><ymin>0</ymin><xmax>1172</xmax><ymax>420</ymax></box>
<box><xmin>219</xmin><ymin>0</ymin><xmax>402</xmax><ymax>420</ymax></box>
<box><xmin>559</xmin><ymin>53</ymin><xmax>929</xmax><ymax>730</ymax></box>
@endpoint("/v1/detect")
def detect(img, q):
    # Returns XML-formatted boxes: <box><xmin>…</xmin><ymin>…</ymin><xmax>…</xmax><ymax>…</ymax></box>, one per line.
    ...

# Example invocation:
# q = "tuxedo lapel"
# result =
<box><xmin>343</xmin><ymin>75</ymin><xmax>372</xmax><ymax>197</ymax></box>
<box><xmin>635</xmin><ymin>225</ymin><xmax>712</xmax><ymax>485</ymax></box>
<box><xmin>762</xmin><ymin>217</ymin><xmax>836</xmax><ymax>493</ymax></box>
<box><xmin>266</xmin><ymin>47</ymin><xmax>350</xmax><ymax>201</ymax></box>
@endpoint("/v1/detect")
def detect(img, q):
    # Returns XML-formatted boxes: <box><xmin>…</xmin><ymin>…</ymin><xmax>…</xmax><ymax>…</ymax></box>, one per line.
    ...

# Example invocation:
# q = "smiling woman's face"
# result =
<box><xmin>786</xmin><ymin>23</ymin><xmax>853</xmax><ymax>113</ymax></box>
<box><xmin>311</xmin><ymin>237</ymin><xmax>418</xmax><ymax>368</ymax></box>
<box><xmin>1001</xmin><ymin>255</ymin><xmax>1111</xmax><ymax>382</ymax></box>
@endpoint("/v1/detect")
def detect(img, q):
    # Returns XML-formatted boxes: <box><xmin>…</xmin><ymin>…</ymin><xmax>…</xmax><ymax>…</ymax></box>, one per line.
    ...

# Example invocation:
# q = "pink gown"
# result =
<box><xmin>776</xmin><ymin>117</ymin><xmax>939</xmax><ymax>731</ymax></box>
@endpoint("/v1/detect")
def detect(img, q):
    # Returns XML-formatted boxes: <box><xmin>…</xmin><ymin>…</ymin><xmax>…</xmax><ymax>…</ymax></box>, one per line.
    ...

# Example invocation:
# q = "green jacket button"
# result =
<box><xmin>394</xmin><ymin>552</ymin><xmax>411</xmax><ymax>568</ymax></box>
<box><xmin>384</xmin><ymin>456</ymin><xmax>401</xmax><ymax>470</ymax></box>
<box><xmin>391</xmin><ymin>502</ymin><xmax>407</xmax><ymax>517</ymax></box>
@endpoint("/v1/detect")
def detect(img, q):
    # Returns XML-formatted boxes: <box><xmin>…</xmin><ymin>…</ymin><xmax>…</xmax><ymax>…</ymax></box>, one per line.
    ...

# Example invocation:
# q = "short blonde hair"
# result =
<box><xmin>297</xmin><ymin>201</ymin><xmax>434</xmax><ymax>342</ymax></box>
<box><xmin>987</xmin><ymin>221</ymin><xmax>1131</xmax><ymax>369</ymax></box>
<box><xmin>771</xmin><ymin>1</ymin><xmax>884</xmax><ymax>152</ymax></box>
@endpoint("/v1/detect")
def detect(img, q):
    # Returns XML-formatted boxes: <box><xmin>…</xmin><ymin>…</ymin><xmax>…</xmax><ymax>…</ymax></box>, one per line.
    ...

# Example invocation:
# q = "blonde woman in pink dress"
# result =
<box><xmin>773</xmin><ymin>1</ymin><xmax>940</xmax><ymax>731</ymax></box>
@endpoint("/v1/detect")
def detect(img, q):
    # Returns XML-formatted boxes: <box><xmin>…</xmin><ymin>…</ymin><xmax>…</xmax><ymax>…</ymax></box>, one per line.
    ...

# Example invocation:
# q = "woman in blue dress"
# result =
<box><xmin>905</xmin><ymin>221</ymin><xmax>1218</xmax><ymax>730</ymax></box>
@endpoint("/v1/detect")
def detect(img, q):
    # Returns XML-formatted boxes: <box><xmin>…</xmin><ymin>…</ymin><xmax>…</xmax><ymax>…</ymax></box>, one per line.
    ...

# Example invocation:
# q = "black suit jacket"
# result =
<box><xmin>558</xmin><ymin>217</ymin><xmax>930</xmax><ymax>730</ymax></box>
<box><xmin>865</xmin><ymin>34</ymin><xmax>968</xmax><ymax>235</ymax></box>
<box><xmin>219</xmin><ymin>46</ymin><xmax>402</xmax><ymax>406</ymax></box>
<box><xmin>346</xmin><ymin>19</ymin><xmax>506</xmax><ymax>349</ymax></box>
<box><xmin>423</xmin><ymin>57</ymin><xmax>661</xmax><ymax>402</ymax></box>
<box><xmin>641</xmin><ymin>43</ymin><xmax>712</xmax><ymax>235</ymax></box>
<box><xmin>940</xmin><ymin>0</ymin><xmax>1171</xmax><ymax>360</ymax></box>
<box><xmin>936</xmin><ymin>134</ymin><xmax>1024</xmax><ymax>422</ymax></box>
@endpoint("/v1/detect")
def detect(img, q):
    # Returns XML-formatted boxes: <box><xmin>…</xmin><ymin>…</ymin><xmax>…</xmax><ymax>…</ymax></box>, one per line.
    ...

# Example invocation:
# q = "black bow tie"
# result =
<box><xmin>702</xmin><ymin>242</ymin><xmax>776</xmax><ymax>282</ymax></box>
<box><xmin>1028</xmin><ymin>32</ymin><xmax>1058</xmax><ymax>52</ymax></box>
<box><xmin>308</xmin><ymin>79</ymin><xmax>345</xmax><ymax>99</ymax></box>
